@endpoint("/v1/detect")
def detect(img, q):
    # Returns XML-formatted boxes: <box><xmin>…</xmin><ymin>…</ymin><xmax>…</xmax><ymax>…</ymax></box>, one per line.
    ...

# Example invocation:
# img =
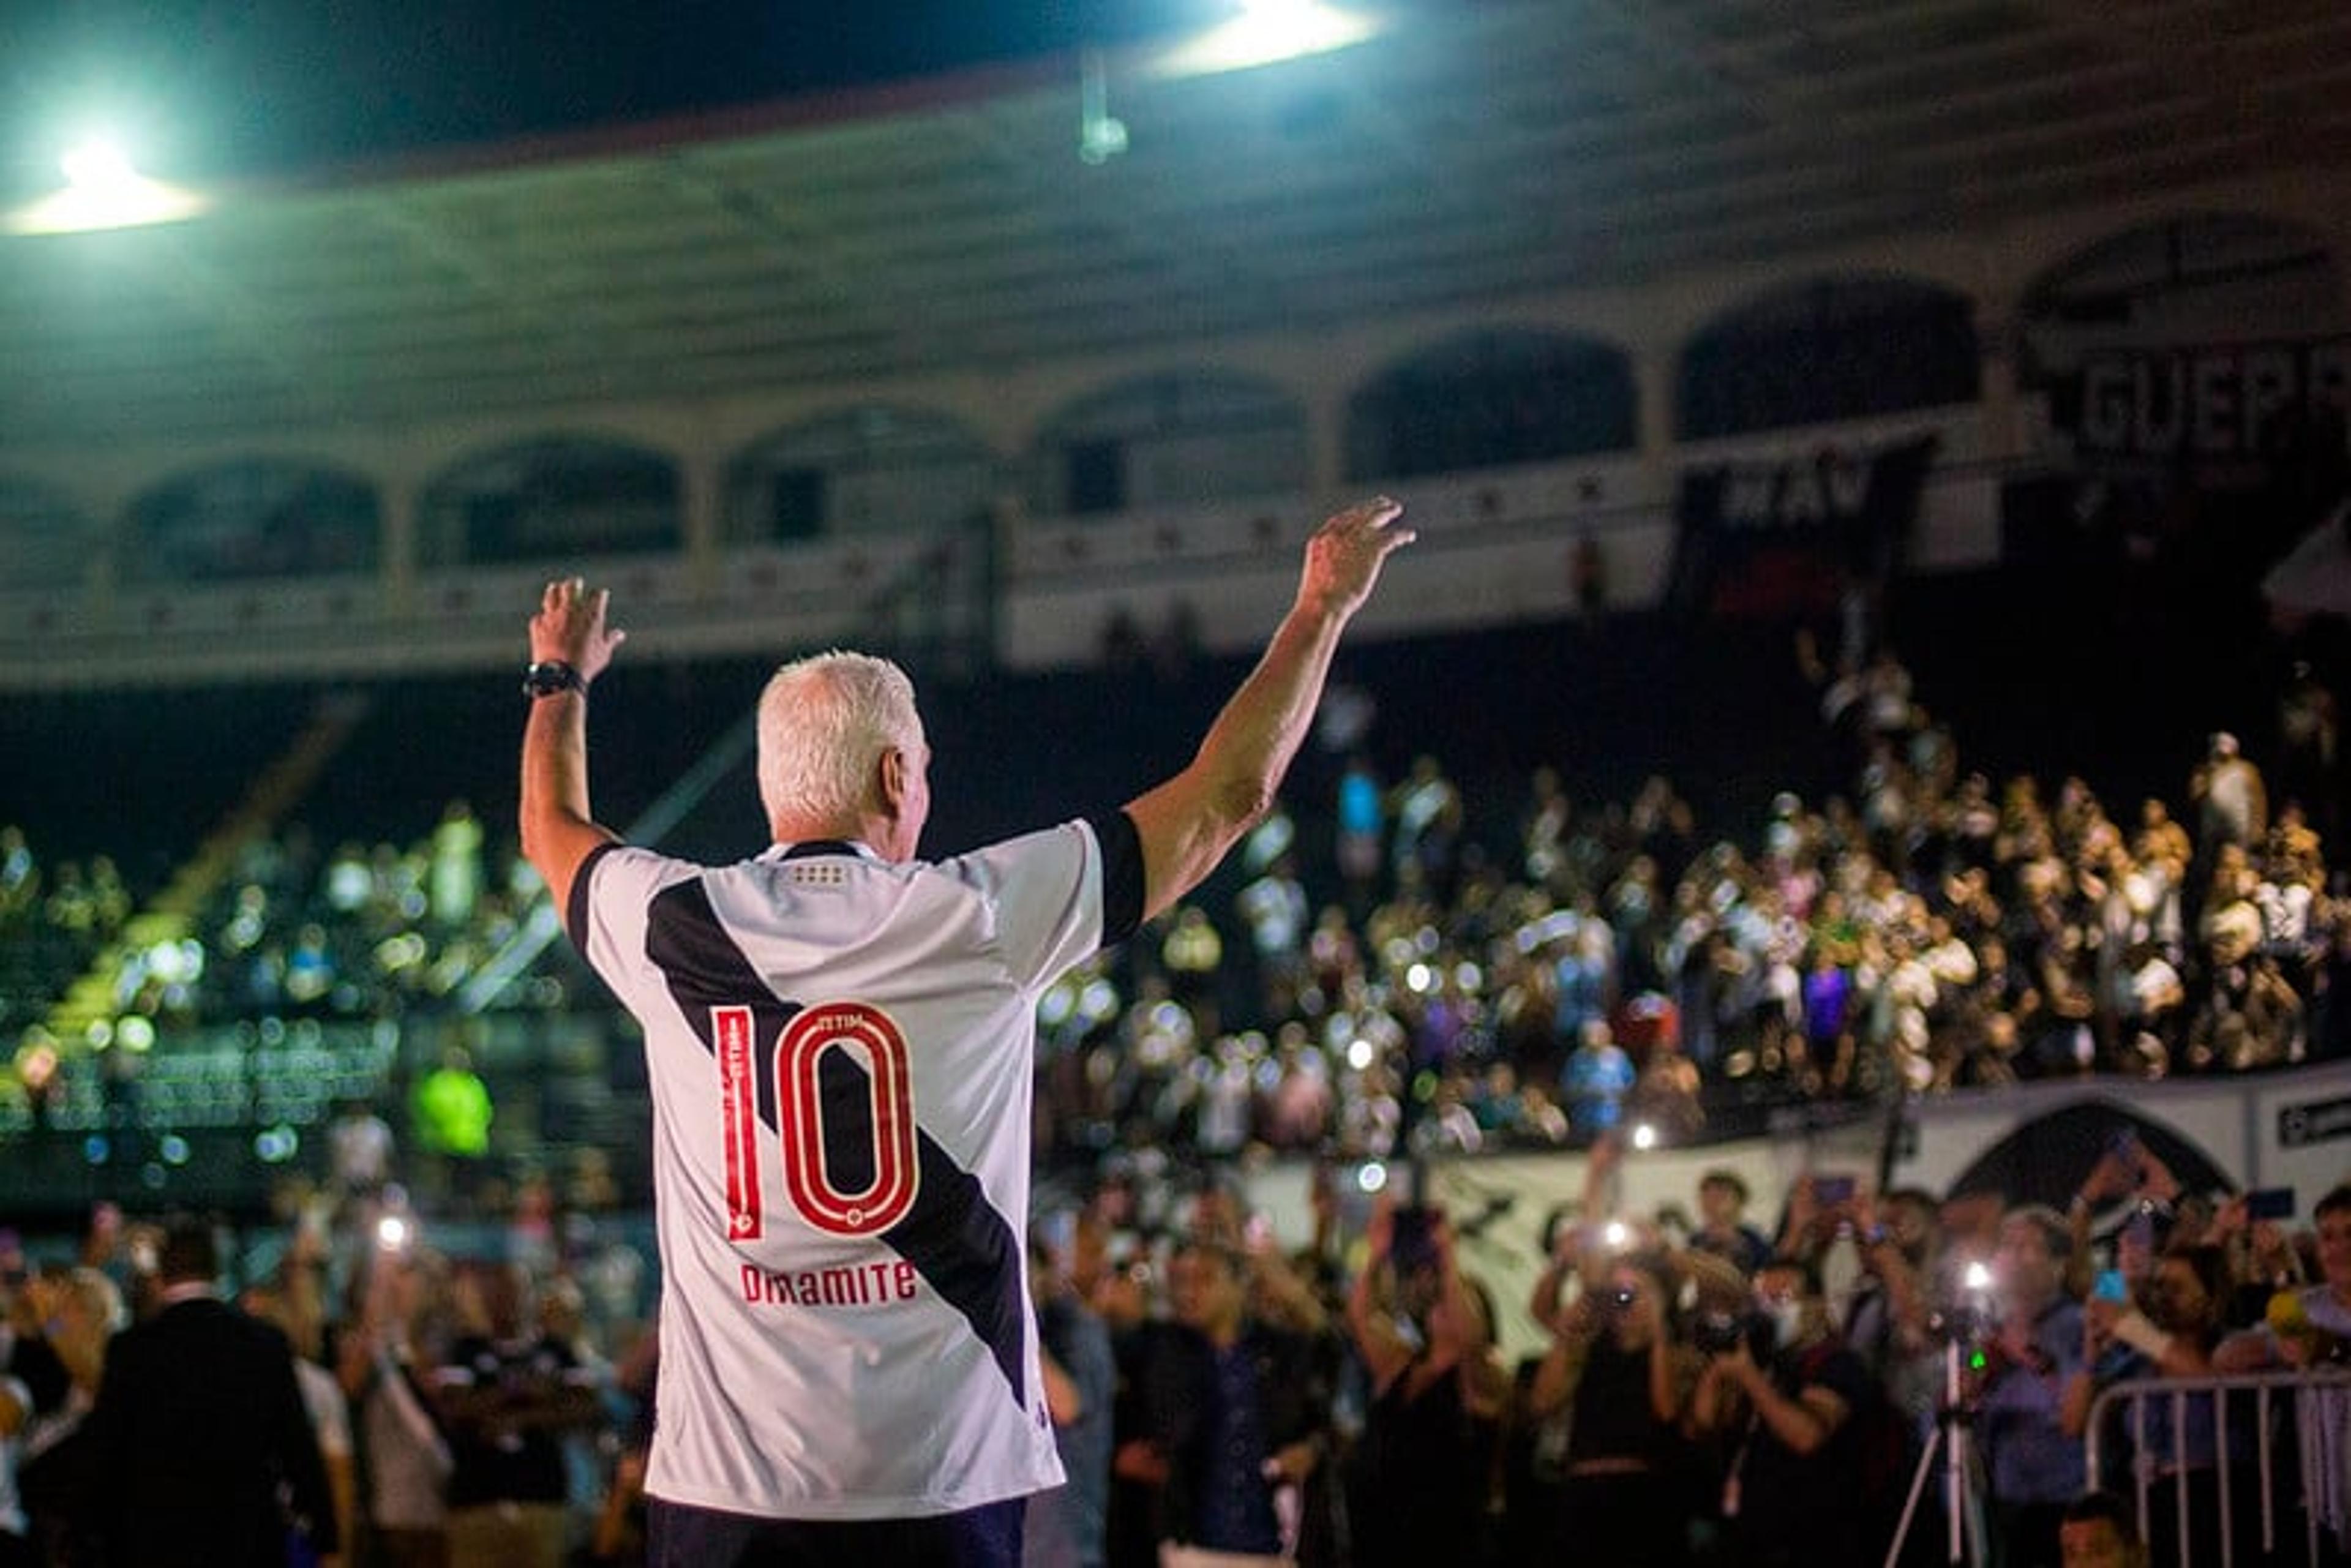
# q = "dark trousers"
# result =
<box><xmin>648</xmin><ymin>1496</ymin><xmax>1025</xmax><ymax>1568</ymax></box>
<box><xmin>1560</xmin><ymin>1469</ymin><xmax>1692</xmax><ymax>1567</ymax></box>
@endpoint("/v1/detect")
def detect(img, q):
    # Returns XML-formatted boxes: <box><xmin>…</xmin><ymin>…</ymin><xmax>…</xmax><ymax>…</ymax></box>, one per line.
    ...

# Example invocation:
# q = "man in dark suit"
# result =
<box><xmin>86</xmin><ymin>1215</ymin><xmax>337</xmax><ymax>1567</ymax></box>
<box><xmin>1121</xmin><ymin>1238</ymin><xmax>1335</xmax><ymax>1566</ymax></box>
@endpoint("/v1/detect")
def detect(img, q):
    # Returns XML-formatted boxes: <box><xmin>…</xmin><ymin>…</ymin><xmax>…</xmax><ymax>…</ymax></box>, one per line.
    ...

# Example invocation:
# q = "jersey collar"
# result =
<box><xmin>766</xmin><ymin>839</ymin><xmax>878</xmax><ymax>863</ymax></box>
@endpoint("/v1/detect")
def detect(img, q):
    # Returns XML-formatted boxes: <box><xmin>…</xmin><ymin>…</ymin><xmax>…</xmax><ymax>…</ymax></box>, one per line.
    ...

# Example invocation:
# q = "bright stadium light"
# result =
<box><xmin>7</xmin><ymin>131</ymin><xmax>210</xmax><ymax>236</ymax></box>
<box><xmin>1148</xmin><ymin>0</ymin><xmax>1383</xmax><ymax>78</ymax></box>
<box><xmin>61</xmin><ymin>137</ymin><xmax>138</xmax><ymax>191</ymax></box>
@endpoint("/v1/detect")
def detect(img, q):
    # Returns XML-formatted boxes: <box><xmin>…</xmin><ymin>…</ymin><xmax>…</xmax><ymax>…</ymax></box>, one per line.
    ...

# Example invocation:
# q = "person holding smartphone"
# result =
<box><xmin>2218</xmin><ymin>1181</ymin><xmax>2351</xmax><ymax>1370</ymax></box>
<box><xmin>1342</xmin><ymin>1196</ymin><xmax>1507</xmax><ymax>1568</ymax></box>
<box><xmin>2062</xmin><ymin>1245</ymin><xmax>2246</xmax><ymax>1567</ymax></box>
<box><xmin>2062</xmin><ymin>1131</ymin><xmax>2180</xmax><ymax>1303</ymax></box>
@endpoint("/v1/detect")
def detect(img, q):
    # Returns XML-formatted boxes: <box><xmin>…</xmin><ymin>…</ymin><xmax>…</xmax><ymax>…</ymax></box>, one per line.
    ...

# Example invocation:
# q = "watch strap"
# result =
<box><xmin>523</xmin><ymin>660</ymin><xmax>586</xmax><ymax>697</ymax></box>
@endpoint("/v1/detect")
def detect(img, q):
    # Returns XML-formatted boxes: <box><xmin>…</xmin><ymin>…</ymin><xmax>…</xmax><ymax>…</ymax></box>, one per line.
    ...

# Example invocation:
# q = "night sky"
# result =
<box><xmin>0</xmin><ymin>1</ymin><xmax>1231</xmax><ymax>195</ymax></box>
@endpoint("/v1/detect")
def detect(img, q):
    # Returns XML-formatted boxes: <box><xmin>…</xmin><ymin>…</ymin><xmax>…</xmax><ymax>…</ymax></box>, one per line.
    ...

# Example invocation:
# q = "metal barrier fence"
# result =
<box><xmin>2084</xmin><ymin>1368</ymin><xmax>2351</xmax><ymax>1567</ymax></box>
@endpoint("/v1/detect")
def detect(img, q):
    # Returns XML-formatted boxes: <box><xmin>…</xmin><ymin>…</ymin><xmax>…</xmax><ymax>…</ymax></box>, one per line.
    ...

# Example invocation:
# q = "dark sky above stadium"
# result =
<box><xmin>0</xmin><ymin>1</ymin><xmax>1226</xmax><ymax>193</ymax></box>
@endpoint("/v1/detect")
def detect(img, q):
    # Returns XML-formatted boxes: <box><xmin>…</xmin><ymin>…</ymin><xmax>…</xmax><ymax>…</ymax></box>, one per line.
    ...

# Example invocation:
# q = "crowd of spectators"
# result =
<box><xmin>0</xmin><ymin>1166</ymin><xmax>657</xmax><ymax>1567</ymax></box>
<box><xmin>0</xmin><ymin>831</ymin><xmax>129</xmax><ymax>1045</ymax></box>
<box><xmin>1035</xmin><ymin>641</ymin><xmax>2351</xmax><ymax>1178</ymax></box>
<box><xmin>3</xmin><ymin>632</ymin><xmax>2348</xmax><ymax>1195</ymax></box>
<box><xmin>0</xmin><ymin>625</ymin><xmax>2348</xmax><ymax>1562</ymax></box>
<box><xmin>0</xmin><ymin>1114</ymin><xmax>2343</xmax><ymax>1564</ymax></box>
<box><xmin>1027</xmin><ymin>1132</ymin><xmax>2351</xmax><ymax>1568</ymax></box>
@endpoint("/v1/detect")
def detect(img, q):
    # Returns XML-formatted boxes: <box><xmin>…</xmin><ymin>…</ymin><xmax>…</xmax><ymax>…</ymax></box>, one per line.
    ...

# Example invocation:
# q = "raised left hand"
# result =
<box><xmin>531</xmin><ymin>577</ymin><xmax>627</xmax><ymax>684</ymax></box>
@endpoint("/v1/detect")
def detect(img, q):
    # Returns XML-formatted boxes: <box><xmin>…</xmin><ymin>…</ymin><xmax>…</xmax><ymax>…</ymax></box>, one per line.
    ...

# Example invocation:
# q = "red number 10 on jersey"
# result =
<box><xmin>714</xmin><ymin>1000</ymin><xmax>920</xmax><ymax>1241</ymax></box>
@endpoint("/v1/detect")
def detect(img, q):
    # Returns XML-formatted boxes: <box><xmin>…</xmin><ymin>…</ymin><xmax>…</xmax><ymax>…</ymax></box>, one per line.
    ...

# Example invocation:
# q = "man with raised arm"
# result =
<box><xmin>518</xmin><ymin>498</ymin><xmax>1411</xmax><ymax>1567</ymax></box>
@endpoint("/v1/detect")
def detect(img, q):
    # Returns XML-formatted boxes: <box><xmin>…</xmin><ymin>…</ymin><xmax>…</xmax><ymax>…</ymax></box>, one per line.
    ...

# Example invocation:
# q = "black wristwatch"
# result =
<box><xmin>523</xmin><ymin>660</ymin><xmax>586</xmax><ymax>699</ymax></box>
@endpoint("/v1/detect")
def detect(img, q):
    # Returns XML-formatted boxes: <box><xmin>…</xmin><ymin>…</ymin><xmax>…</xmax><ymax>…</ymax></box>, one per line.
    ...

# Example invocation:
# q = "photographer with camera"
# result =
<box><xmin>1341</xmin><ymin>1193</ymin><xmax>1505</xmax><ymax>1568</ymax></box>
<box><xmin>1829</xmin><ymin>1186</ymin><xmax>1944</xmax><ymax>1437</ymax></box>
<box><xmin>1524</xmin><ymin>1234</ymin><xmax>1698</xmax><ymax>1567</ymax></box>
<box><xmin>1689</xmin><ymin>1255</ymin><xmax>1879</xmax><ymax>1568</ymax></box>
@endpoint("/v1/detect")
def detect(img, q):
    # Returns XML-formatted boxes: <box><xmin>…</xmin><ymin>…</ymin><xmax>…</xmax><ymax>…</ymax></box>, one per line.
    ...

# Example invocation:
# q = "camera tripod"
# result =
<box><xmin>1883</xmin><ymin>1334</ymin><xmax>1993</xmax><ymax>1568</ymax></box>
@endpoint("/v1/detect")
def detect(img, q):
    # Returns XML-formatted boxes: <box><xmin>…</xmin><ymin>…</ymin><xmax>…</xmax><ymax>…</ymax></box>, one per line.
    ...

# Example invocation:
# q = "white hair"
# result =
<box><xmin>62</xmin><ymin>1265</ymin><xmax>127</xmax><ymax>1333</ymax></box>
<box><xmin>756</xmin><ymin>650</ymin><xmax>923</xmax><ymax>830</ymax></box>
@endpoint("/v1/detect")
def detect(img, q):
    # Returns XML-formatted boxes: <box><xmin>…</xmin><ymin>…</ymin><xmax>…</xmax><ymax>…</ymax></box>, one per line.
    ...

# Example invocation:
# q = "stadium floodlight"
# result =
<box><xmin>1147</xmin><ymin>0</ymin><xmax>1382</xmax><ymax>78</ymax></box>
<box><xmin>6</xmin><ymin>133</ymin><xmax>210</xmax><ymax>236</ymax></box>
<box><xmin>62</xmin><ymin>137</ymin><xmax>137</xmax><ymax>191</ymax></box>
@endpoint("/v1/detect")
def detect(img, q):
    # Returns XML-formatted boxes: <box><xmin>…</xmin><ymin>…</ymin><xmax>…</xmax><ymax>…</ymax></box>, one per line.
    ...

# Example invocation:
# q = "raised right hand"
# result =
<box><xmin>1297</xmin><ymin>497</ymin><xmax>1414</xmax><ymax>620</ymax></box>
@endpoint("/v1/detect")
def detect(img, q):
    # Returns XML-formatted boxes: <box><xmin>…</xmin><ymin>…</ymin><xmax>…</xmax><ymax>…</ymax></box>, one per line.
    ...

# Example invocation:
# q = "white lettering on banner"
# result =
<box><xmin>2278</xmin><ymin>1095</ymin><xmax>2351</xmax><ymax>1149</ymax></box>
<box><xmin>1782</xmin><ymin>465</ymin><xmax>1828</xmax><ymax>523</ymax></box>
<box><xmin>1719</xmin><ymin>452</ymin><xmax>1875</xmax><ymax>531</ymax></box>
<box><xmin>2244</xmin><ymin>348</ymin><xmax>2297</xmax><ymax>448</ymax></box>
<box><xmin>1828</xmin><ymin>459</ymin><xmax>1870</xmax><ymax>516</ymax></box>
<box><xmin>2073</xmin><ymin>340</ymin><xmax>2351</xmax><ymax>457</ymax></box>
<box><xmin>1724</xmin><ymin>469</ymin><xmax>1780</xmax><ymax>527</ymax></box>
<box><xmin>2082</xmin><ymin>359</ymin><xmax>2132</xmax><ymax>454</ymax></box>
<box><xmin>2192</xmin><ymin>353</ymin><xmax>2235</xmax><ymax>454</ymax></box>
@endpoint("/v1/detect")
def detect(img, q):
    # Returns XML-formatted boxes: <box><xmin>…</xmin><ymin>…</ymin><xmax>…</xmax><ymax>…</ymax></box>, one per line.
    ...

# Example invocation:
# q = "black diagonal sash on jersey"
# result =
<box><xmin>645</xmin><ymin>875</ymin><xmax>1029</xmax><ymax>1405</ymax></box>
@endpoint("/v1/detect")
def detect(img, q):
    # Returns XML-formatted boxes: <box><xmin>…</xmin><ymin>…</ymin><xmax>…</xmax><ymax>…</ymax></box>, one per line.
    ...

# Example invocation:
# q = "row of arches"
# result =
<box><xmin>0</xmin><ymin>277</ymin><xmax>1977</xmax><ymax>587</ymax></box>
<box><xmin>4</xmin><ymin>212</ymin><xmax>2339</xmax><ymax>584</ymax></box>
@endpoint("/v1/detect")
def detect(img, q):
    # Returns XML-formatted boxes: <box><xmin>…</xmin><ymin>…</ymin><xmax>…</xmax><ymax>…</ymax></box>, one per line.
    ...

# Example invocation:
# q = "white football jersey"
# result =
<box><xmin>568</xmin><ymin>819</ymin><xmax>1131</xmax><ymax>1519</ymax></box>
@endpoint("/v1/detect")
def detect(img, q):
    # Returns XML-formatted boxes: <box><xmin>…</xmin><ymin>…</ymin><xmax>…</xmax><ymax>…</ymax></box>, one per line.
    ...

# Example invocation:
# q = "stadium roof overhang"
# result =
<box><xmin>2</xmin><ymin>0</ymin><xmax>2348</xmax><ymax>450</ymax></box>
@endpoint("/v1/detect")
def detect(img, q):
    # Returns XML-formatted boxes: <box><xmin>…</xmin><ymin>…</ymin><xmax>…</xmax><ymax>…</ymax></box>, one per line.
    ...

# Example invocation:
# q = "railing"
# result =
<box><xmin>2083</xmin><ymin>1367</ymin><xmax>2351</xmax><ymax>1567</ymax></box>
<box><xmin>0</xmin><ymin>416</ymin><xmax>2011</xmax><ymax>689</ymax></box>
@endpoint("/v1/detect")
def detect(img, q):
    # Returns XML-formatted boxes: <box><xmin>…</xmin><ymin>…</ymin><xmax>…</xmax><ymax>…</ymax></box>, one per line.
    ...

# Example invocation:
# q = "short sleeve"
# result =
<box><xmin>942</xmin><ymin>820</ymin><xmax>1106</xmax><ymax>991</ymax></box>
<box><xmin>567</xmin><ymin>844</ymin><xmax>703</xmax><ymax>1003</ymax></box>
